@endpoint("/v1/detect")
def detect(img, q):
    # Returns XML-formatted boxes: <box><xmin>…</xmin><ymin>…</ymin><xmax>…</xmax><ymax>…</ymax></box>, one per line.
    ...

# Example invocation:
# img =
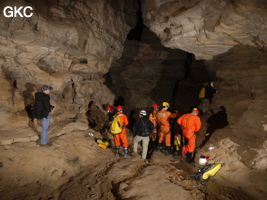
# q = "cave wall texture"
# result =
<box><xmin>0</xmin><ymin>0</ymin><xmax>138</xmax><ymax>136</ymax></box>
<box><xmin>142</xmin><ymin>0</ymin><xmax>267</xmax><ymax>161</ymax></box>
<box><xmin>0</xmin><ymin>0</ymin><xmax>267</xmax><ymax>198</ymax></box>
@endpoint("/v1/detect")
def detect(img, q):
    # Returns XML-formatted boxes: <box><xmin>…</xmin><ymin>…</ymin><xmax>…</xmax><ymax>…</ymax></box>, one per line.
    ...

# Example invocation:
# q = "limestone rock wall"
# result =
<box><xmin>142</xmin><ymin>0</ymin><xmax>267</xmax><ymax>60</ymax></box>
<box><xmin>0</xmin><ymin>0</ymin><xmax>137</xmax><ymax>136</ymax></box>
<box><xmin>142</xmin><ymin>0</ymin><xmax>267</xmax><ymax>195</ymax></box>
<box><xmin>108</xmin><ymin>28</ymin><xmax>209</xmax><ymax>119</ymax></box>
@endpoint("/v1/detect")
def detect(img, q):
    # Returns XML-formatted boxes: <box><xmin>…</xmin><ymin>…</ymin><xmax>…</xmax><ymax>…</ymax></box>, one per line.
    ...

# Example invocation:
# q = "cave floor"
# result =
<box><xmin>0</xmin><ymin>126</ymin><xmax>255</xmax><ymax>200</ymax></box>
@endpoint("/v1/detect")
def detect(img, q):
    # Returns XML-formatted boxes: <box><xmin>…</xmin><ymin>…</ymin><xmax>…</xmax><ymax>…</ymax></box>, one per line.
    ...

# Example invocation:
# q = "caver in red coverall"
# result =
<box><xmin>177</xmin><ymin>109</ymin><xmax>201</xmax><ymax>162</ymax></box>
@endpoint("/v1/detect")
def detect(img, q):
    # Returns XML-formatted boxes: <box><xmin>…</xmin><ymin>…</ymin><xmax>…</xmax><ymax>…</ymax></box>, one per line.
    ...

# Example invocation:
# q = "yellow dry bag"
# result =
<box><xmin>110</xmin><ymin>114</ymin><xmax>122</xmax><ymax>135</ymax></box>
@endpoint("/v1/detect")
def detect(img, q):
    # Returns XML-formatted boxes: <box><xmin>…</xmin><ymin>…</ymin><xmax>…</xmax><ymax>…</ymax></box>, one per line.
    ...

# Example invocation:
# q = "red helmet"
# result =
<box><xmin>152</xmin><ymin>103</ymin><xmax>159</xmax><ymax>108</ymax></box>
<box><xmin>192</xmin><ymin>108</ymin><xmax>199</xmax><ymax>115</ymax></box>
<box><xmin>116</xmin><ymin>105</ymin><xmax>123</xmax><ymax>111</ymax></box>
<box><xmin>107</xmin><ymin>105</ymin><xmax>113</xmax><ymax>111</ymax></box>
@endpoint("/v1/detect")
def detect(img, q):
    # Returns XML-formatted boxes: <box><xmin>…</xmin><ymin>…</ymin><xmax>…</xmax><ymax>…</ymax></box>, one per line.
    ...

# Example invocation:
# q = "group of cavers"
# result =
<box><xmin>103</xmin><ymin>82</ymin><xmax>217</xmax><ymax>163</ymax></box>
<box><xmin>31</xmin><ymin>82</ymin><xmax>216</xmax><ymax>165</ymax></box>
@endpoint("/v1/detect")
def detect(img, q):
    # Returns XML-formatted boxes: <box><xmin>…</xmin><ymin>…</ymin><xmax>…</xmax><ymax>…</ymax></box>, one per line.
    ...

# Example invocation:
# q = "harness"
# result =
<box><xmin>161</xmin><ymin>124</ymin><xmax>170</xmax><ymax>127</ymax></box>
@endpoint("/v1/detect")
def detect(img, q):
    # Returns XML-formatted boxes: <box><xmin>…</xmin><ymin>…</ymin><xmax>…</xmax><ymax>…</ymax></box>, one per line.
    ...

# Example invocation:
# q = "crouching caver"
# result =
<box><xmin>133</xmin><ymin>110</ymin><xmax>154</xmax><ymax>159</ymax></box>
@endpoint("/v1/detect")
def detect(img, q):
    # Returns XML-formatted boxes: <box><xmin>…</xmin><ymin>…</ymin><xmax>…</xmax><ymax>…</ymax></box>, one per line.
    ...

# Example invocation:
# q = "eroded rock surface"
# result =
<box><xmin>1</xmin><ymin>1</ymin><xmax>267</xmax><ymax>200</ymax></box>
<box><xmin>142</xmin><ymin>0</ymin><xmax>267</xmax><ymax>60</ymax></box>
<box><xmin>0</xmin><ymin>0</ymin><xmax>138</xmax><ymax>143</ymax></box>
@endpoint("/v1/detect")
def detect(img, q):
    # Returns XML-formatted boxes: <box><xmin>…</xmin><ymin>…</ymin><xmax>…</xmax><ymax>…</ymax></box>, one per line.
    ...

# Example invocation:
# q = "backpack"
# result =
<box><xmin>199</xmin><ymin>87</ymin><xmax>206</xmax><ymax>99</ymax></box>
<box><xmin>110</xmin><ymin>114</ymin><xmax>122</xmax><ymax>135</ymax></box>
<box><xmin>190</xmin><ymin>163</ymin><xmax>222</xmax><ymax>182</ymax></box>
<box><xmin>140</xmin><ymin>119</ymin><xmax>150</xmax><ymax>137</ymax></box>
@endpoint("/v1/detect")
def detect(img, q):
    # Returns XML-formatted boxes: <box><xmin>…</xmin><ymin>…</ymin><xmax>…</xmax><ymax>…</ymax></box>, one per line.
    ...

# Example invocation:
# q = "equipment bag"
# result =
<box><xmin>174</xmin><ymin>134</ymin><xmax>181</xmax><ymax>151</ymax></box>
<box><xmin>182</xmin><ymin>145</ymin><xmax>188</xmax><ymax>156</ymax></box>
<box><xmin>190</xmin><ymin>163</ymin><xmax>222</xmax><ymax>182</ymax></box>
<box><xmin>96</xmin><ymin>138</ymin><xmax>110</xmax><ymax>149</ymax></box>
<box><xmin>110</xmin><ymin>114</ymin><xmax>122</xmax><ymax>135</ymax></box>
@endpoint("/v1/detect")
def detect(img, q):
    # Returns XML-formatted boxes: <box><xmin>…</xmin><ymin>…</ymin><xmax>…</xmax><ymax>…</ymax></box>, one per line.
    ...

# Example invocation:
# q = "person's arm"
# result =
<box><xmin>177</xmin><ymin>114</ymin><xmax>184</xmax><ymax>126</ymax></box>
<box><xmin>169</xmin><ymin>111</ymin><xmax>178</xmax><ymax>118</ymax></box>
<box><xmin>43</xmin><ymin>96</ymin><xmax>53</xmax><ymax>113</ymax></box>
<box><xmin>122</xmin><ymin>114</ymin><xmax>129</xmax><ymax>127</ymax></box>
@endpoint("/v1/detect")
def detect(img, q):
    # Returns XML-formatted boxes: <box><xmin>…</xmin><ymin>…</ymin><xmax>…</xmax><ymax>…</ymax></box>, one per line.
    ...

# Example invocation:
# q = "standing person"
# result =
<box><xmin>112</xmin><ymin>105</ymin><xmax>131</xmax><ymax>158</ymax></box>
<box><xmin>32</xmin><ymin>85</ymin><xmax>54</xmax><ymax>146</ymax></box>
<box><xmin>149</xmin><ymin>103</ymin><xmax>159</xmax><ymax>149</ymax></box>
<box><xmin>156</xmin><ymin>102</ymin><xmax>178</xmax><ymax>156</ymax></box>
<box><xmin>177</xmin><ymin>108</ymin><xmax>201</xmax><ymax>163</ymax></box>
<box><xmin>99</xmin><ymin>105</ymin><xmax>117</xmax><ymax>133</ymax></box>
<box><xmin>198</xmin><ymin>82</ymin><xmax>217</xmax><ymax>115</ymax></box>
<box><xmin>133</xmin><ymin>110</ymin><xmax>154</xmax><ymax>160</ymax></box>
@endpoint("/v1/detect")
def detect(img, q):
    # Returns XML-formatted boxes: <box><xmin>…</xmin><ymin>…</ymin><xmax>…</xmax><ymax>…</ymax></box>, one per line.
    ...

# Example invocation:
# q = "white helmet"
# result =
<box><xmin>210</xmin><ymin>82</ymin><xmax>214</xmax><ymax>87</ymax></box>
<box><xmin>139</xmin><ymin>110</ymin><xmax>147</xmax><ymax>116</ymax></box>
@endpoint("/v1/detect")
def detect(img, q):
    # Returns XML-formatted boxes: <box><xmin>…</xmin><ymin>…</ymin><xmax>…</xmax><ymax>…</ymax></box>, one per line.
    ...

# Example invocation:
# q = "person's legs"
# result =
<box><xmin>158</xmin><ymin>126</ymin><xmax>167</xmax><ymax>151</ymax></box>
<box><xmin>165</xmin><ymin>130</ymin><xmax>173</xmax><ymax>156</ymax></box>
<box><xmin>133</xmin><ymin>135</ymin><xmax>141</xmax><ymax>153</ymax></box>
<box><xmin>113</xmin><ymin>134</ymin><xmax>121</xmax><ymax>147</ymax></box>
<box><xmin>141</xmin><ymin>137</ymin><xmax>150</xmax><ymax>159</ymax></box>
<box><xmin>202</xmin><ymin>99</ymin><xmax>209</xmax><ymax>115</ymax></box>
<box><xmin>187</xmin><ymin>135</ymin><xmax>196</xmax><ymax>153</ymax></box>
<box><xmin>186</xmin><ymin>134</ymin><xmax>196</xmax><ymax>163</ymax></box>
<box><xmin>165</xmin><ymin>131</ymin><xmax>171</xmax><ymax>147</ymax></box>
<box><xmin>151</xmin><ymin>129</ymin><xmax>157</xmax><ymax>141</ymax></box>
<box><xmin>158</xmin><ymin>131</ymin><xmax>165</xmax><ymax>144</ymax></box>
<box><xmin>41</xmin><ymin>115</ymin><xmax>50</xmax><ymax>145</ymax></box>
<box><xmin>113</xmin><ymin>134</ymin><xmax>121</xmax><ymax>156</ymax></box>
<box><xmin>120</xmin><ymin>129</ymin><xmax>129</xmax><ymax>148</ymax></box>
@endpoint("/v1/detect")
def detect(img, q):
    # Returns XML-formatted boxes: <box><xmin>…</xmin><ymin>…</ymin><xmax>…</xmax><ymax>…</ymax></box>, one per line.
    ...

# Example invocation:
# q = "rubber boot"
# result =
<box><xmin>157</xmin><ymin>143</ymin><xmax>162</xmax><ymax>152</ymax></box>
<box><xmin>176</xmin><ymin>149</ymin><xmax>182</xmax><ymax>156</ymax></box>
<box><xmin>124</xmin><ymin>147</ymin><xmax>132</xmax><ymax>158</ymax></box>
<box><xmin>186</xmin><ymin>152</ymin><xmax>195</xmax><ymax>163</ymax></box>
<box><xmin>166</xmin><ymin>146</ymin><xmax>173</xmax><ymax>156</ymax></box>
<box><xmin>161</xmin><ymin>143</ymin><xmax>166</xmax><ymax>152</ymax></box>
<box><xmin>153</xmin><ymin>141</ymin><xmax>158</xmax><ymax>150</ymax></box>
<box><xmin>115</xmin><ymin>146</ymin><xmax>122</xmax><ymax>156</ymax></box>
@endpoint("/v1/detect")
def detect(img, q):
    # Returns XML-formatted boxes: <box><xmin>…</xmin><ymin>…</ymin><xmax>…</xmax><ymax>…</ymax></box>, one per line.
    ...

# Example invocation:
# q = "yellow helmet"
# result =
<box><xmin>162</xmin><ymin>102</ymin><xmax>170</xmax><ymax>107</ymax></box>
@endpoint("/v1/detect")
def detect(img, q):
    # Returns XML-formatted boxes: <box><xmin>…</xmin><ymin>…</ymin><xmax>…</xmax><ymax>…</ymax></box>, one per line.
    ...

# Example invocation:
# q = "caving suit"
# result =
<box><xmin>149</xmin><ymin>110</ymin><xmax>159</xmax><ymax>141</ymax></box>
<box><xmin>177</xmin><ymin>113</ymin><xmax>201</xmax><ymax>152</ymax></box>
<box><xmin>156</xmin><ymin>109</ymin><xmax>178</xmax><ymax>147</ymax></box>
<box><xmin>113</xmin><ymin>111</ymin><xmax>129</xmax><ymax>148</ymax></box>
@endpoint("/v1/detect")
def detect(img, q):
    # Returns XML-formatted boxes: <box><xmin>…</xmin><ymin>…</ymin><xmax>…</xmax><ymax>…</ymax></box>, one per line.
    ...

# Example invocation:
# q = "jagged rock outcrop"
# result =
<box><xmin>0</xmin><ymin>0</ymin><xmax>138</xmax><ymax>143</ymax></box>
<box><xmin>142</xmin><ymin>0</ymin><xmax>267</xmax><ymax>60</ymax></box>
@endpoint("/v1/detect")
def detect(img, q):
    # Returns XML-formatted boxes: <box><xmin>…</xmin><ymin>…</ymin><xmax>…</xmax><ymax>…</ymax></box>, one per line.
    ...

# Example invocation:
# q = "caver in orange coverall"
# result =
<box><xmin>113</xmin><ymin>111</ymin><xmax>129</xmax><ymax>147</ymax></box>
<box><xmin>156</xmin><ymin>109</ymin><xmax>178</xmax><ymax>147</ymax></box>
<box><xmin>177</xmin><ymin>113</ymin><xmax>201</xmax><ymax>153</ymax></box>
<box><xmin>149</xmin><ymin>110</ymin><xmax>159</xmax><ymax>141</ymax></box>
